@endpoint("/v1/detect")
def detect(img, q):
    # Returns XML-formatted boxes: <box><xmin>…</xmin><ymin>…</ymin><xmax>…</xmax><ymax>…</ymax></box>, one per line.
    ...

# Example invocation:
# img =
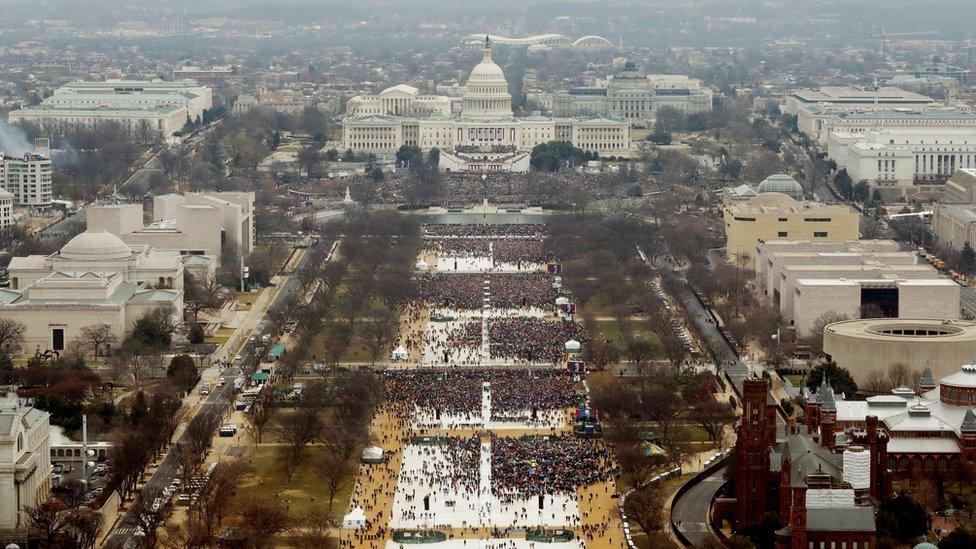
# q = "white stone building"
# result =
<box><xmin>53</xmin><ymin>80</ymin><xmax>212</xmax><ymax>121</ymax></box>
<box><xmin>548</xmin><ymin>62</ymin><xmax>713</xmax><ymax>122</ymax></box>
<box><xmin>7</xmin><ymin>79</ymin><xmax>213</xmax><ymax>139</ymax></box>
<box><xmin>0</xmin><ymin>152</ymin><xmax>53</xmax><ymax>208</ymax></box>
<box><xmin>340</xmin><ymin>42</ymin><xmax>633</xmax><ymax>171</ymax></box>
<box><xmin>826</xmin><ymin>126</ymin><xmax>976</xmax><ymax>200</ymax></box>
<box><xmin>0</xmin><ymin>400</ymin><xmax>52</xmax><ymax>536</ymax></box>
<box><xmin>87</xmin><ymin>191</ymin><xmax>254</xmax><ymax>265</ymax></box>
<box><xmin>2</xmin><ymin>230</ymin><xmax>184</xmax><ymax>354</ymax></box>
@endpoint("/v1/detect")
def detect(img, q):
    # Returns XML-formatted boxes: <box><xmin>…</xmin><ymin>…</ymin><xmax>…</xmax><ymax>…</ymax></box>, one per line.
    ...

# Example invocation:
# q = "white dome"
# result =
<box><xmin>462</xmin><ymin>45</ymin><xmax>512</xmax><ymax>119</ymax></box>
<box><xmin>60</xmin><ymin>230</ymin><xmax>131</xmax><ymax>260</ymax></box>
<box><xmin>470</xmin><ymin>56</ymin><xmax>506</xmax><ymax>83</ymax></box>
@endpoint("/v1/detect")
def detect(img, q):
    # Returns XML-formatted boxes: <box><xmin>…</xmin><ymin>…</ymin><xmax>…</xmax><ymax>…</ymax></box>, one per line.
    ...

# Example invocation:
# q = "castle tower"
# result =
<box><xmin>961</xmin><ymin>409</ymin><xmax>976</xmax><ymax>464</ymax></box>
<box><xmin>735</xmin><ymin>378</ymin><xmax>774</xmax><ymax>527</ymax></box>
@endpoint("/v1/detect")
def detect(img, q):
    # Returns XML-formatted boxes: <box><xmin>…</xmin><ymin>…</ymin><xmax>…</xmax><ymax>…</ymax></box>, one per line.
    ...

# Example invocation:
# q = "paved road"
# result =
<box><xmin>105</xmin><ymin>239</ymin><xmax>318</xmax><ymax>547</ymax></box>
<box><xmin>103</xmin><ymin>365</ymin><xmax>241</xmax><ymax>548</ymax></box>
<box><xmin>672</xmin><ymin>467</ymin><xmax>728</xmax><ymax>546</ymax></box>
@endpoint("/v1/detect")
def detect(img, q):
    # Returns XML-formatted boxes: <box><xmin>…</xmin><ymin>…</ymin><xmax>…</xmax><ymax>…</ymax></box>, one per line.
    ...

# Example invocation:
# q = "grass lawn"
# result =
<box><xmin>232</xmin><ymin>291</ymin><xmax>260</xmax><ymax>311</ymax></box>
<box><xmin>676</xmin><ymin>424</ymin><xmax>712</xmax><ymax>443</ymax></box>
<box><xmin>784</xmin><ymin>374</ymin><xmax>805</xmax><ymax>387</ymax></box>
<box><xmin>239</xmin><ymin>444</ymin><xmax>357</xmax><ymax>520</ymax></box>
<box><xmin>308</xmin><ymin>330</ymin><xmax>378</xmax><ymax>363</ymax></box>
<box><xmin>205</xmin><ymin>327</ymin><xmax>235</xmax><ymax>345</ymax></box>
<box><xmin>597</xmin><ymin>319</ymin><xmax>663</xmax><ymax>356</ymax></box>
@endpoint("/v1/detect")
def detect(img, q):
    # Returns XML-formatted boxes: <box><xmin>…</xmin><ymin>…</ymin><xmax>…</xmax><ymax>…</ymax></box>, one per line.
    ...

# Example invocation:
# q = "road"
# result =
<box><xmin>653</xmin><ymin>256</ymin><xmax>751</xmax><ymax>392</ymax></box>
<box><xmin>671</xmin><ymin>467</ymin><xmax>728</xmax><ymax>546</ymax></box>
<box><xmin>104</xmin><ymin>239</ymin><xmax>317</xmax><ymax>547</ymax></box>
<box><xmin>104</xmin><ymin>365</ymin><xmax>240</xmax><ymax>546</ymax></box>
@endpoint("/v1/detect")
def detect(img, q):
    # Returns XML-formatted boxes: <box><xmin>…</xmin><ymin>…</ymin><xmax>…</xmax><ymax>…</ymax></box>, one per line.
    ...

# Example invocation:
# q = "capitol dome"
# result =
<box><xmin>757</xmin><ymin>174</ymin><xmax>804</xmax><ymax>201</ymax></box>
<box><xmin>469</xmin><ymin>54</ymin><xmax>506</xmax><ymax>83</ymax></box>
<box><xmin>60</xmin><ymin>230</ymin><xmax>131</xmax><ymax>261</ymax></box>
<box><xmin>461</xmin><ymin>38</ymin><xmax>513</xmax><ymax>119</ymax></box>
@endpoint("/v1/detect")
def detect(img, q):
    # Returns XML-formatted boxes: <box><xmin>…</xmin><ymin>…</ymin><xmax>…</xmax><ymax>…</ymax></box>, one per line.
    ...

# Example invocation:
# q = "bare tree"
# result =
<box><xmin>275</xmin><ymin>410</ymin><xmax>322</xmax><ymax>482</ymax></box>
<box><xmin>246</xmin><ymin>387</ymin><xmax>280</xmax><ymax>444</ymax></box>
<box><xmin>79</xmin><ymin>323</ymin><xmax>117</xmax><ymax>358</ymax></box>
<box><xmin>888</xmin><ymin>362</ymin><xmax>913</xmax><ymax>389</ymax></box>
<box><xmin>236</xmin><ymin>495</ymin><xmax>291</xmax><ymax>546</ymax></box>
<box><xmin>130</xmin><ymin>487</ymin><xmax>168</xmax><ymax>549</ymax></box>
<box><xmin>184</xmin><ymin>273</ymin><xmax>225</xmax><ymax>323</ymax></box>
<box><xmin>861</xmin><ymin>369</ymin><xmax>892</xmax><ymax>395</ymax></box>
<box><xmin>689</xmin><ymin>398</ymin><xmax>736</xmax><ymax>446</ymax></box>
<box><xmin>25</xmin><ymin>499</ymin><xmax>68</xmax><ymax>548</ymax></box>
<box><xmin>190</xmin><ymin>460</ymin><xmax>252</xmax><ymax>541</ymax></box>
<box><xmin>0</xmin><ymin>317</ymin><xmax>26</xmax><ymax>354</ymax></box>
<box><xmin>314</xmin><ymin>453</ymin><xmax>355</xmax><ymax>519</ymax></box>
<box><xmin>360</xmin><ymin>308</ymin><xmax>399</xmax><ymax>363</ymax></box>
<box><xmin>293</xmin><ymin>508</ymin><xmax>339</xmax><ymax>549</ymax></box>
<box><xmin>55</xmin><ymin>478</ymin><xmax>89</xmax><ymax>509</ymax></box>
<box><xmin>641</xmin><ymin>385</ymin><xmax>686</xmax><ymax>441</ymax></box>
<box><xmin>64</xmin><ymin>509</ymin><xmax>104</xmax><ymax>549</ymax></box>
<box><xmin>624</xmin><ymin>484</ymin><xmax>667</xmax><ymax>538</ymax></box>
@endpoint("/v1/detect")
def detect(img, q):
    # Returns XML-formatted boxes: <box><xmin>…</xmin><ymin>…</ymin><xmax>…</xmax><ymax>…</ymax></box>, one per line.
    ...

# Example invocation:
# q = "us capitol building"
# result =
<box><xmin>340</xmin><ymin>39</ymin><xmax>633</xmax><ymax>172</ymax></box>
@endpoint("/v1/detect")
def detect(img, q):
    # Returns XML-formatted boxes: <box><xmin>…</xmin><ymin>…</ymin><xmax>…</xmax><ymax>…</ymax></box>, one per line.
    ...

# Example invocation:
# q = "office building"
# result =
<box><xmin>87</xmin><ymin>191</ymin><xmax>254</xmax><ymax>264</ymax></box>
<box><xmin>7</xmin><ymin>79</ymin><xmax>212</xmax><ymax>140</ymax></box>
<box><xmin>723</xmin><ymin>193</ymin><xmax>860</xmax><ymax>267</ymax></box>
<box><xmin>0</xmin><ymin>152</ymin><xmax>53</xmax><ymax>208</ymax></box>
<box><xmin>548</xmin><ymin>62</ymin><xmax>713</xmax><ymax>122</ymax></box>
<box><xmin>825</xmin><ymin>125</ymin><xmax>976</xmax><ymax>200</ymax></box>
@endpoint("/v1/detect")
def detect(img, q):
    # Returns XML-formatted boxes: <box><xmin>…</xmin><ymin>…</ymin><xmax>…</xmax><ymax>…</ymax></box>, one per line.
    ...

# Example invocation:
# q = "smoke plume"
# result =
<box><xmin>0</xmin><ymin>119</ymin><xmax>33</xmax><ymax>157</ymax></box>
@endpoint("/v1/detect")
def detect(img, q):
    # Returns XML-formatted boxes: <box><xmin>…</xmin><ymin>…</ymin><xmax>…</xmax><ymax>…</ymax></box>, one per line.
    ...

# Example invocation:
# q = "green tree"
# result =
<box><xmin>959</xmin><ymin>242</ymin><xmax>976</xmax><ymax>276</ymax></box>
<box><xmin>805</xmin><ymin>361</ymin><xmax>858</xmax><ymax>397</ymax></box>
<box><xmin>853</xmin><ymin>180</ymin><xmax>872</xmax><ymax>202</ymax></box>
<box><xmin>877</xmin><ymin>494</ymin><xmax>928</xmax><ymax>542</ymax></box>
<box><xmin>167</xmin><ymin>354</ymin><xmax>199</xmax><ymax>394</ymax></box>
<box><xmin>834</xmin><ymin>169</ymin><xmax>854</xmax><ymax>198</ymax></box>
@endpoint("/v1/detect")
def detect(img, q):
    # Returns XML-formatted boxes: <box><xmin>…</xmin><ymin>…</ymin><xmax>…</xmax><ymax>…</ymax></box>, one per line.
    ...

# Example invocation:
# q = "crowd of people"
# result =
<box><xmin>490</xmin><ymin>435</ymin><xmax>616</xmax><ymax>503</ymax></box>
<box><xmin>489</xmin><ymin>371</ymin><xmax>580</xmax><ymax>421</ymax></box>
<box><xmin>415</xmin><ymin>274</ymin><xmax>556</xmax><ymax>310</ymax></box>
<box><xmin>423</xmin><ymin>223</ymin><xmax>544</xmax><ymax>238</ymax></box>
<box><xmin>384</xmin><ymin>371</ymin><xmax>483</xmax><ymax>417</ymax></box>
<box><xmin>488</xmin><ymin>319</ymin><xmax>586</xmax><ymax>363</ymax></box>
<box><xmin>419</xmin><ymin>320</ymin><xmax>484</xmax><ymax>367</ymax></box>
<box><xmin>394</xmin><ymin>436</ymin><xmax>482</xmax><ymax>524</ymax></box>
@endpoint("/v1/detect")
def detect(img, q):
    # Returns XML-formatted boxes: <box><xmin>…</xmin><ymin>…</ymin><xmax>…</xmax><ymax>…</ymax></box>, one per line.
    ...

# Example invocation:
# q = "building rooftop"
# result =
<box><xmin>806</xmin><ymin>507</ymin><xmax>876</xmax><ymax>532</ymax></box>
<box><xmin>792</xmin><ymin>86</ymin><xmax>935</xmax><ymax>103</ymax></box>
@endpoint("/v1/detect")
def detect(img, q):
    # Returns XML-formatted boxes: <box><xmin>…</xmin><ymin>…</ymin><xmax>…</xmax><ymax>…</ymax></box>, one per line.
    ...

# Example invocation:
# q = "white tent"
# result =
<box><xmin>362</xmin><ymin>445</ymin><xmax>384</xmax><ymax>463</ymax></box>
<box><xmin>564</xmin><ymin>339</ymin><xmax>582</xmax><ymax>353</ymax></box>
<box><xmin>390</xmin><ymin>346</ymin><xmax>409</xmax><ymax>361</ymax></box>
<box><xmin>555</xmin><ymin>297</ymin><xmax>570</xmax><ymax>306</ymax></box>
<box><xmin>342</xmin><ymin>507</ymin><xmax>366</xmax><ymax>529</ymax></box>
<box><xmin>415</xmin><ymin>259</ymin><xmax>429</xmax><ymax>269</ymax></box>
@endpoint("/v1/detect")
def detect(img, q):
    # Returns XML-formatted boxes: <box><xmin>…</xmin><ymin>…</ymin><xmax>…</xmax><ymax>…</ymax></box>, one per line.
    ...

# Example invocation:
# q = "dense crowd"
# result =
<box><xmin>384</xmin><ymin>371</ymin><xmax>483</xmax><ymax>416</ymax></box>
<box><xmin>423</xmin><ymin>223</ymin><xmax>544</xmax><ymax>238</ymax></box>
<box><xmin>415</xmin><ymin>274</ymin><xmax>556</xmax><ymax>310</ymax></box>
<box><xmin>490</xmin><ymin>435</ymin><xmax>616</xmax><ymax>502</ymax></box>
<box><xmin>489</xmin><ymin>370</ymin><xmax>580</xmax><ymax>419</ymax></box>
<box><xmin>488</xmin><ymin>319</ymin><xmax>586</xmax><ymax>363</ymax></box>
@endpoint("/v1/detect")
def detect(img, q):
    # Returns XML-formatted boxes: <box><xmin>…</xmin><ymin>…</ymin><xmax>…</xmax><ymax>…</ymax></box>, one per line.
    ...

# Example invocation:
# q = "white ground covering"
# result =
<box><xmin>419</xmin><ymin>307</ymin><xmax>558</xmax><ymax>368</ymax></box>
<box><xmin>390</xmin><ymin>440</ymin><xmax>581</xmax><ymax>530</ymax></box>
<box><xmin>435</xmin><ymin>255</ymin><xmax>543</xmax><ymax>273</ymax></box>
<box><xmin>386</xmin><ymin>540</ymin><xmax>583</xmax><ymax>549</ymax></box>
